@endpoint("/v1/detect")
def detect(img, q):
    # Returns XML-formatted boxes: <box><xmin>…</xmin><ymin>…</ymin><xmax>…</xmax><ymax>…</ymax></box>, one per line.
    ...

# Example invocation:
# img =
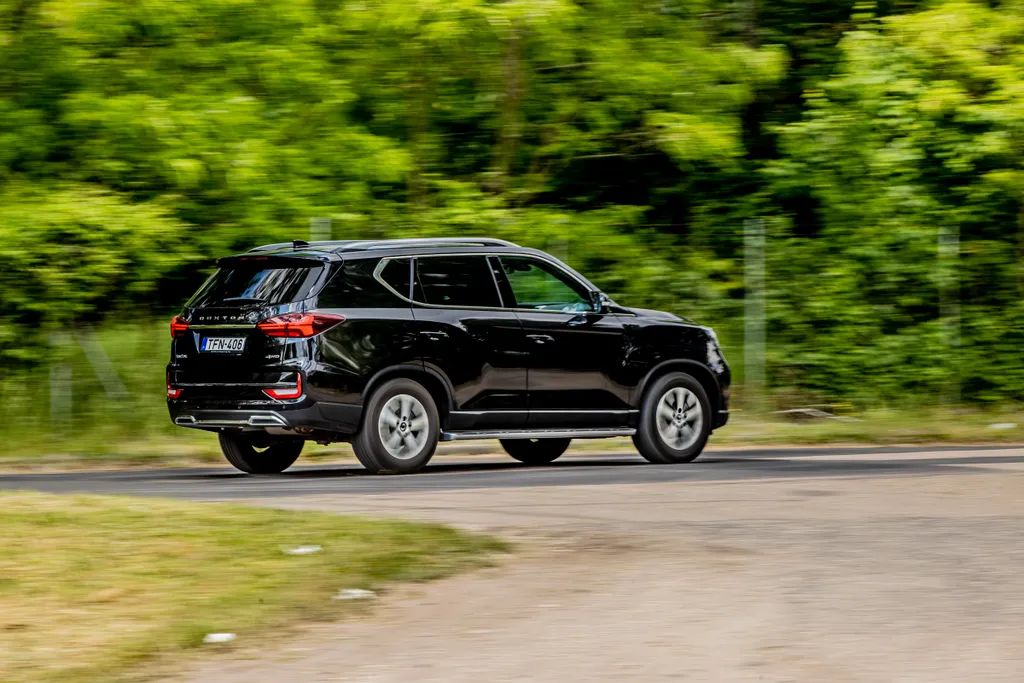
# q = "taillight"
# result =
<box><xmin>264</xmin><ymin>375</ymin><xmax>303</xmax><ymax>400</ymax></box>
<box><xmin>166</xmin><ymin>372</ymin><xmax>182</xmax><ymax>399</ymax></box>
<box><xmin>170</xmin><ymin>316</ymin><xmax>190</xmax><ymax>338</ymax></box>
<box><xmin>257</xmin><ymin>313</ymin><xmax>345</xmax><ymax>338</ymax></box>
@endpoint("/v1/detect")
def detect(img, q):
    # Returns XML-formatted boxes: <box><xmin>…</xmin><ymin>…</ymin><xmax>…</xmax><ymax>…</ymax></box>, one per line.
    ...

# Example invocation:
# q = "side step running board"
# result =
<box><xmin>440</xmin><ymin>428</ymin><xmax>635</xmax><ymax>442</ymax></box>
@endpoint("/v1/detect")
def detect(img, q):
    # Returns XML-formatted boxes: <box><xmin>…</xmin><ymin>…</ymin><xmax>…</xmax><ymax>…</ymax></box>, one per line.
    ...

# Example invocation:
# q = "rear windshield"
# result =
<box><xmin>188</xmin><ymin>264</ymin><xmax>325</xmax><ymax>307</ymax></box>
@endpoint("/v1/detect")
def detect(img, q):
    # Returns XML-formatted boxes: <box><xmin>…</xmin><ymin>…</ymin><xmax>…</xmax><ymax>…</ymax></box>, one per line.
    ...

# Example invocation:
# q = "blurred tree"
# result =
<box><xmin>768</xmin><ymin>1</ymin><xmax>1024</xmax><ymax>402</ymax></box>
<box><xmin>0</xmin><ymin>0</ymin><xmax>1022</xmax><ymax>405</ymax></box>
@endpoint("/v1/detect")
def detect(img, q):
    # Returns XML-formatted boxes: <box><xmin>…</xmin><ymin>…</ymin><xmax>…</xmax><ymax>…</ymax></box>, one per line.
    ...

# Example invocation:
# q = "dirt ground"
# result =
<box><xmin>176</xmin><ymin>448</ymin><xmax>1024</xmax><ymax>683</ymax></box>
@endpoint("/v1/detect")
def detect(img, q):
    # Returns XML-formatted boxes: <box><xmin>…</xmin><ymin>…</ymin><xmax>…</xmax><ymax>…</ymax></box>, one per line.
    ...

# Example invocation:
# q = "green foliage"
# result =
<box><xmin>0</xmin><ymin>0</ymin><xmax>1022</xmax><ymax>412</ymax></box>
<box><xmin>767</xmin><ymin>2</ymin><xmax>1024</xmax><ymax>402</ymax></box>
<box><xmin>0</xmin><ymin>184</ymin><xmax>192</xmax><ymax>370</ymax></box>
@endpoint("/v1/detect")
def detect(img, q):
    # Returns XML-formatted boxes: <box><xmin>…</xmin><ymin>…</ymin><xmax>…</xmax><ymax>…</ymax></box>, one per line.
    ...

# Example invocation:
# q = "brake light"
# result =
<box><xmin>170</xmin><ymin>316</ymin><xmax>190</xmax><ymax>338</ymax></box>
<box><xmin>264</xmin><ymin>375</ymin><xmax>303</xmax><ymax>400</ymax></box>
<box><xmin>166</xmin><ymin>372</ymin><xmax>182</xmax><ymax>399</ymax></box>
<box><xmin>257</xmin><ymin>313</ymin><xmax>345</xmax><ymax>338</ymax></box>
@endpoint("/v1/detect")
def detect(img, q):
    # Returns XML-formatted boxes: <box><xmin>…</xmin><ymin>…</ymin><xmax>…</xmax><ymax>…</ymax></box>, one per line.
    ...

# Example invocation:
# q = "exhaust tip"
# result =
<box><xmin>247</xmin><ymin>414</ymin><xmax>288</xmax><ymax>427</ymax></box>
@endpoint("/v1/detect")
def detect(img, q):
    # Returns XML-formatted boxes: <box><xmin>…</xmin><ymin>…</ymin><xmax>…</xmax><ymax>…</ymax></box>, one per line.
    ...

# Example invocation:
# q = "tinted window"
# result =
<box><xmin>414</xmin><ymin>256</ymin><xmax>501</xmax><ymax>308</ymax></box>
<box><xmin>379</xmin><ymin>258</ymin><xmax>412</xmax><ymax>299</ymax></box>
<box><xmin>497</xmin><ymin>255</ymin><xmax>593</xmax><ymax>312</ymax></box>
<box><xmin>189</xmin><ymin>264</ymin><xmax>324</xmax><ymax>307</ymax></box>
<box><xmin>318</xmin><ymin>259</ymin><xmax>403</xmax><ymax>308</ymax></box>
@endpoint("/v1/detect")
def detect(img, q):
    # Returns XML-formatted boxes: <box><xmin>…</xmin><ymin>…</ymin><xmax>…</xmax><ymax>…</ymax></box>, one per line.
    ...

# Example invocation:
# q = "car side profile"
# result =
<box><xmin>167</xmin><ymin>238</ymin><xmax>730</xmax><ymax>474</ymax></box>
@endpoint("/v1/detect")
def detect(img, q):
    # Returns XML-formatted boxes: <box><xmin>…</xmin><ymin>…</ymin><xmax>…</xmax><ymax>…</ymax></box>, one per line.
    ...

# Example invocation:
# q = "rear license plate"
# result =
<box><xmin>201</xmin><ymin>337</ymin><xmax>246</xmax><ymax>353</ymax></box>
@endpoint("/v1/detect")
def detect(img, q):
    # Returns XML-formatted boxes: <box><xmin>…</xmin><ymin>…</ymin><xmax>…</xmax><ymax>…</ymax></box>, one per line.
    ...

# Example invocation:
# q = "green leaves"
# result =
<box><xmin>0</xmin><ymin>184</ymin><xmax>193</xmax><ymax>371</ymax></box>
<box><xmin>763</xmin><ymin>1</ymin><xmax>1024</xmax><ymax>403</ymax></box>
<box><xmin>0</xmin><ymin>0</ymin><xmax>1022</xmax><ymax>404</ymax></box>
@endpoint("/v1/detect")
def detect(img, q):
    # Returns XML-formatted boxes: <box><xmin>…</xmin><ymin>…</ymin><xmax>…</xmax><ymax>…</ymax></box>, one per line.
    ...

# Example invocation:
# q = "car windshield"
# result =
<box><xmin>188</xmin><ymin>264</ymin><xmax>325</xmax><ymax>307</ymax></box>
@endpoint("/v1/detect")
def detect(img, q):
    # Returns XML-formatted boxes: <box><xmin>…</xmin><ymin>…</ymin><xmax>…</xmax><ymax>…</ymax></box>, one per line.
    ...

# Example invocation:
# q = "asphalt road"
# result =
<box><xmin>7</xmin><ymin>445</ymin><xmax>1024</xmax><ymax>682</ymax></box>
<box><xmin>1</xmin><ymin>445</ymin><xmax>1021</xmax><ymax>500</ymax></box>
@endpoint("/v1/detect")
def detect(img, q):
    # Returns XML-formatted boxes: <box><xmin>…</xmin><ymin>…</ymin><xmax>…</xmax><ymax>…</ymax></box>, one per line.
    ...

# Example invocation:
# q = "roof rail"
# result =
<box><xmin>247</xmin><ymin>237</ymin><xmax>520</xmax><ymax>254</ymax></box>
<box><xmin>338</xmin><ymin>237</ymin><xmax>519</xmax><ymax>251</ymax></box>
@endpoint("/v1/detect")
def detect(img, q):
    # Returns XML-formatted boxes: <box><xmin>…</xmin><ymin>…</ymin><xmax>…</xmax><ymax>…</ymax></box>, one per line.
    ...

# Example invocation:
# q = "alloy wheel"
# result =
<box><xmin>377</xmin><ymin>393</ymin><xmax>430</xmax><ymax>460</ymax></box>
<box><xmin>655</xmin><ymin>386</ymin><xmax>703</xmax><ymax>451</ymax></box>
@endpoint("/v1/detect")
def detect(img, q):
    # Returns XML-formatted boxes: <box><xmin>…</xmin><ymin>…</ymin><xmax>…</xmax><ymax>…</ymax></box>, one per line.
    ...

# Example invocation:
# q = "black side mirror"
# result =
<box><xmin>591</xmin><ymin>291</ymin><xmax>611</xmax><ymax>313</ymax></box>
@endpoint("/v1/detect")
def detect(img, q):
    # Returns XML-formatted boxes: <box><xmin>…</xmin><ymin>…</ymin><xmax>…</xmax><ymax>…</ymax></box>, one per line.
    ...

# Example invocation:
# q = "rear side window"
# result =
<box><xmin>189</xmin><ymin>264</ymin><xmax>324</xmax><ymax>307</ymax></box>
<box><xmin>379</xmin><ymin>258</ymin><xmax>412</xmax><ymax>299</ymax></box>
<box><xmin>414</xmin><ymin>256</ymin><xmax>501</xmax><ymax>308</ymax></box>
<box><xmin>318</xmin><ymin>259</ymin><xmax>405</xmax><ymax>308</ymax></box>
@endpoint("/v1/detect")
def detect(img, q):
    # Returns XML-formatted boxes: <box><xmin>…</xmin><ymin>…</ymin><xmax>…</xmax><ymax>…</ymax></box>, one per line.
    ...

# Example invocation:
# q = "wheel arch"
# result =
<box><xmin>635</xmin><ymin>359</ymin><xmax>722</xmax><ymax>416</ymax></box>
<box><xmin>361</xmin><ymin>363</ymin><xmax>454</xmax><ymax>429</ymax></box>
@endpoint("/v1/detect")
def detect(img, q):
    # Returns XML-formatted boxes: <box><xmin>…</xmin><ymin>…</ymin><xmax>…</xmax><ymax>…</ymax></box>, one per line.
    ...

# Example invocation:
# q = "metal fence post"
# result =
<box><xmin>49</xmin><ymin>331</ymin><xmax>73</xmax><ymax>435</ymax></box>
<box><xmin>938</xmin><ymin>221</ymin><xmax>960</xmax><ymax>406</ymax></box>
<box><xmin>744</xmin><ymin>218</ymin><xmax>766</xmax><ymax>413</ymax></box>
<box><xmin>310</xmin><ymin>216</ymin><xmax>332</xmax><ymax>242</ymax></box>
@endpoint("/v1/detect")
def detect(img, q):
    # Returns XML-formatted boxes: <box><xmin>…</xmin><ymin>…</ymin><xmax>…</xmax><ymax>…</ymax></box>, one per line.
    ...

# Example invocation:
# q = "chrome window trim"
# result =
<box><xmin>372</xmin><ymin>251</ymin><xmax>612</xmax><ymax>315</ymax></box>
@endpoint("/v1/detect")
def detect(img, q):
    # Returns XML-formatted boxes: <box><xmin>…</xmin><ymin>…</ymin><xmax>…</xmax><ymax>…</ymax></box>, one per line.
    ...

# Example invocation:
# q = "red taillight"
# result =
<box><xmin>166</xmin><ymin>372</ymin><xmax>182</xmax><ymax>399</ymax></box>
<box><xmin>257</xmin><ymin>313</ymin><xmax>345</xmax><ymax>338</ymax></box>
<box><xmin>170</xmin><ymin>316</ymin><xmax>190</xmax><ymax>338</ymax></box>
<box><xmin>264</xmin><ymin>375</ymin><xmax>303</xmax><ymax>400</ymax></box>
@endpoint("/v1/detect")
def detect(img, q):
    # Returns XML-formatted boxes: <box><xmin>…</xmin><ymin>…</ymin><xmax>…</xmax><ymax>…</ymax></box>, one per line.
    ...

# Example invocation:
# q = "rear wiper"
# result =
<box><xmin>220</xmin><ymin>297</ymin><xmax>267</xmax><ymax>305</ymax></box>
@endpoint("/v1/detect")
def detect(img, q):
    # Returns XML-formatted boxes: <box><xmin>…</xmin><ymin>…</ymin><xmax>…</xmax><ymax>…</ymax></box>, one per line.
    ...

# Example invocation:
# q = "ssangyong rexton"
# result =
<box><xmin>167</xmin><ymin>238</ymin><xmax>730</xmax><ymax>474</ymax></box>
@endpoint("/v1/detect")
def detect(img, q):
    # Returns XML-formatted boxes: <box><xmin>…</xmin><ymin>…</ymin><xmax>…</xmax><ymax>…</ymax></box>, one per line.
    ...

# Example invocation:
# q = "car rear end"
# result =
<box><xmin>166</xmin><ymin>252</ymin><xmax>348</xmax><ymax>439</ymax></box>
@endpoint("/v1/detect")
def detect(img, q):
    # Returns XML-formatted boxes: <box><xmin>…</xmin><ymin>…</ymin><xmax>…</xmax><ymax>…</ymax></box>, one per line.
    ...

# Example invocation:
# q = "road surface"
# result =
<box><xmin>3</xmin><ymin>445</ymin><xmax>1023</xmax><ymax>682</ymax></box>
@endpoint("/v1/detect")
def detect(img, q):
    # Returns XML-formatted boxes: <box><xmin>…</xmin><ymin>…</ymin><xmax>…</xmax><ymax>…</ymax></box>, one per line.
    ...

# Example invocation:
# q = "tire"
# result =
<box><xmin>218</xmin><ymin>432</ymin><xmax>304</xmax><ymax>474</ymax></box>
<box><xmin>352</xmin><ymin>378</ymin><xmax>439</xmax><ymax>474</ymax></box>
<box><xmin>633</xmin><ymin>372</ymin><xmax>711</xmax><ymax>464</ymax></box>
<box><xmin>500</xmin><ymin>438</ymin><xmax>571</xmax><ymax>465</ymax></box>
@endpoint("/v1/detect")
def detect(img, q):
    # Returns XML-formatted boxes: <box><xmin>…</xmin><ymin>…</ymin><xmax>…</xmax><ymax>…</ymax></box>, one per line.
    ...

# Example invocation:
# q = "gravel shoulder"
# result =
<box><xmin>173</xmin><ymin>448</ymin><xmax>1024</xmax><ymax>683</ymax></box>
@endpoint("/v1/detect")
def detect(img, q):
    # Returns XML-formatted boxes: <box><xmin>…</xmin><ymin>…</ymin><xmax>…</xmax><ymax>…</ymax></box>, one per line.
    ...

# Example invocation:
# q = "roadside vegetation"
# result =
<box><xmin>0</xmin><ymin>320</ymin><xmax>1019</xmax><ymax>468</ymax></box>
<box><xmin>0</xmin><ymin>491</ymin><xmax>504</xmax><ymax>683</ymax></box>
<box><xmin>1</xmin><ymin>1</ymin><xmax>1023</xmax><ymax>459</ymax></box>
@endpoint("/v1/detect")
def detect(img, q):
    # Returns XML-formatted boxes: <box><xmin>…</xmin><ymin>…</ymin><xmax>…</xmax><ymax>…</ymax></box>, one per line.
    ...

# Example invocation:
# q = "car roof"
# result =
<box><xmin>239</xmin><ymin>237</ymin><xmax>600</xmax><ymax>292</ymax></box>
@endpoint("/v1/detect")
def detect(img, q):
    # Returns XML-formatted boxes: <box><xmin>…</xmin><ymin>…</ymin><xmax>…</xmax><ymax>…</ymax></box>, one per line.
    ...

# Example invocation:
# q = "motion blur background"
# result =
<box><xmin>1</xmin><ymin>0</ymin><xmax>1022</xmax><ymax>458</ymax></box>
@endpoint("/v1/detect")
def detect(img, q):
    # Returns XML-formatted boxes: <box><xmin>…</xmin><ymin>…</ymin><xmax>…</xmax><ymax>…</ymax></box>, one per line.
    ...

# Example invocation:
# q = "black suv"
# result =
<box><xmin>167</xmin><ymin>238</ymin><xmax>730</xmax><ymax>474</ymax></box>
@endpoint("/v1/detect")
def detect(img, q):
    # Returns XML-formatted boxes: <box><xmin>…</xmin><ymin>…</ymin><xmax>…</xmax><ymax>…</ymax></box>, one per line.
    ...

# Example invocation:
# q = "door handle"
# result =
<box><xmin>419</xmin><ymin>331</ymin><xmax>448</xmax><ymax>341</ymax></box>
<box><xmin>527</xmin><ymin>334</ymin><xmax>555</xmax><ymax>344</ymax></box>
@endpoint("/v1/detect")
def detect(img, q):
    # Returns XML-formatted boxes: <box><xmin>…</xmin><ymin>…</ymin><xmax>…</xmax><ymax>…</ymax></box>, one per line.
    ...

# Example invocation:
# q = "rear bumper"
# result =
<box><xmin>168</xmin><ymin>401</ymin><xmax>362</xmax><ymax>437</ymax></box>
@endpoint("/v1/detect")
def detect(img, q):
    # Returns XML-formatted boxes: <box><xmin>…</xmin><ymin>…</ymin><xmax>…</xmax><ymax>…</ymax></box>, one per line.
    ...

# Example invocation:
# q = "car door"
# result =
<box><xmin>492</xmin><ymin>254</ymin><xmax>632</xmax><ymax>428</ymax></box>
<box><xmin>407</xmin><ymin>254</ymin><xmax>528</xmax><ymax>430</ymax></box>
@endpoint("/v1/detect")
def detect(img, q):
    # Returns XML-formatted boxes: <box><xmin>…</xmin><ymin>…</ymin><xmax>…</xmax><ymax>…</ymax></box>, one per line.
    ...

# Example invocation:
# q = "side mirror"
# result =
<box><xmin>591</xmin><ymin>291</ymin><xmax>612</xmax><ymax>313</ymax></box>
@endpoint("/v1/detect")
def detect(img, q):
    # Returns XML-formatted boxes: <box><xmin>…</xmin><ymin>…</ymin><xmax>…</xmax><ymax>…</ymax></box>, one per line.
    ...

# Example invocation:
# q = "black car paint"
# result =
<box><xmin>167</xmin><ymin>243</ymin><xmax>730</xmax><ymax>439</ymax></box>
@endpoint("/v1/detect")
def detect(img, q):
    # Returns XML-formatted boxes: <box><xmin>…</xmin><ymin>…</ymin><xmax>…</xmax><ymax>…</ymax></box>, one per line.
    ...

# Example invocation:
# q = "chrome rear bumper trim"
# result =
<box><xmin>174</xmin><ymin>412</ymin><xmax>289</xmax><ymax>428</ymax></box>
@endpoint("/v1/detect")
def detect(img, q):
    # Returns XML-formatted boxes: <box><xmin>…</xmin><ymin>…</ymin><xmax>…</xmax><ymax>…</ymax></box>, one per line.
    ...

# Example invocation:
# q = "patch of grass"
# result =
<box><xmin>559</xmin><ymin>408</ymin><xmax>1024</xmax><ymax>454</ymax></box>
<box><xmin>0</xmin><ymin>492</ymin><xmax>505</xmax><ymax>683</ymax></box>
<box><xmin>712</xmin><ymin>408</ymin><xmax>1024</xmax><ymax>446</ymax></box>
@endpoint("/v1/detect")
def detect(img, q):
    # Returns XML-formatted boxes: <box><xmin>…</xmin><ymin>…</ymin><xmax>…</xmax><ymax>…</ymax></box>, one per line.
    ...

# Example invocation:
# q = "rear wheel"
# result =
<box><xmin>218</xmin><ymin>432</ymin><xmax>304</xmax><ymax>474</ymax></box>
<box><xmin>353</xmin><ymin>378</ymin><xmax>439</xmax><ymax>474</ymax></box>
<box><xmin>500</xmin><ymin>438</ymin><xmax>571</xmax><ymax>465</ymax></box>
<box><xmin>633</xmin><ymin>372</ymin><xmax>711</xmax><ymax>464</ymax></box>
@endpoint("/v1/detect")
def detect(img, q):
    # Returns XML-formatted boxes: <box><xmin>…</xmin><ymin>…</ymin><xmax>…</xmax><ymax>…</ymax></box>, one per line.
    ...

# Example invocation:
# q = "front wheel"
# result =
<box><xmin>219</xmin><ymin>432</ymin><xmax>304</xmax><ymax>474</ymax></box>
<box><xmin>633</xmin><ymin>372</ymin><xmax>711</xmax><ymax>464</ymax></box>
<box><xmin>352</xmin><ymin>378</ymin><xmax>439</xmax><ymax>474</ymax></box>
<box><xmin>500</xmin><ymin>438</ymin><xmax>570</xmax><ymax>465</ymax></box>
